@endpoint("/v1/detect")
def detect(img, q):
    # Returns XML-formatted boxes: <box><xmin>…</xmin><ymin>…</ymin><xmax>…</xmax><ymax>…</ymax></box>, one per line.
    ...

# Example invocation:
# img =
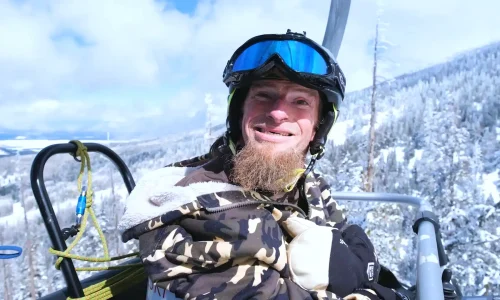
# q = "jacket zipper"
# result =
<box><xmin>204</xmin><ymin>200</ymin><xmax>307</xmax><ymax>217</ymax></box>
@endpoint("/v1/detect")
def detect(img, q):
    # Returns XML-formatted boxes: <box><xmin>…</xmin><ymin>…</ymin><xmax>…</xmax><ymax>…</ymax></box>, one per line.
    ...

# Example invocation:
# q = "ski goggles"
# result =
<box><xmin>231</xmin><ymin>40</ymin><xmax>329</xmax><ymax>75</ymax></box>
<box><xmin>223</xmin><ymin>32</ymin><xmax>345</xmax><ymax>97</ymax></box>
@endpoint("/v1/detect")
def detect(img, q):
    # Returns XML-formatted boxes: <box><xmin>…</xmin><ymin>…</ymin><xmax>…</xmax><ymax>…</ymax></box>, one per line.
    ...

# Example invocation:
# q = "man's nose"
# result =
<box><xmin>266</xmin><ymin>97</ymin><xmax>289</xmax><ymax>123</ymax></box>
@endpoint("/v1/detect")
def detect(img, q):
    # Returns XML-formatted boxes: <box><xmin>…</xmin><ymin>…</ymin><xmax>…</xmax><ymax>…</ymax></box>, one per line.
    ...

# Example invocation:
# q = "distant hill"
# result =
<box><xmin>0</xmin><ymin>129</ymin><xmax>109</xmax><ymax>140</ymax></box>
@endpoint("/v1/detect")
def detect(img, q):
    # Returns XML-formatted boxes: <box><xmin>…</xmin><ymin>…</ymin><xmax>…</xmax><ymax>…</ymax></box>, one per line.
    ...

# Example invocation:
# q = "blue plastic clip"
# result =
<box><xmin>0</xmin><ymin>245</ymin><xmax>22</xmax><ymax>259</ymax></box>
<box><xmin>75</xmin><ymin>186</ymin><xmax>87</xmax><ymax>226</ymax></box>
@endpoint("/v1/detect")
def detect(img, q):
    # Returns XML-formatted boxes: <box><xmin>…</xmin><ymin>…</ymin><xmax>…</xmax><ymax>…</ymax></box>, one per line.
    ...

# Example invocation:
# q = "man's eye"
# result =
<box><xmin>255</xmin><ymin>92</ymin><xmax>272</xmax><ymax>100</ymax></box>
<box><xmin>296</xmin><ymin>99</ymin><xmax>310</xmax><ymax>106</ymax></box>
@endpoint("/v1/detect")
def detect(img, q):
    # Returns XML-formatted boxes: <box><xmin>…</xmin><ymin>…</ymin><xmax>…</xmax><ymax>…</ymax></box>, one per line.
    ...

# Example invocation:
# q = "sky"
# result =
<box><xmin>0</xmin><ymin>0</ymin><xmax>499</xmax><ymax>139</ymax></box>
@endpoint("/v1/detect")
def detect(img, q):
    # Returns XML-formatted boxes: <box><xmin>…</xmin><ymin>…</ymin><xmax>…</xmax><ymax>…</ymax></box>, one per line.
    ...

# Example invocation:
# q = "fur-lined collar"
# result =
<box><xmin>117</xmin><ymin>166</ymin><xmax>244</xmax><ymax>232</ymax></box>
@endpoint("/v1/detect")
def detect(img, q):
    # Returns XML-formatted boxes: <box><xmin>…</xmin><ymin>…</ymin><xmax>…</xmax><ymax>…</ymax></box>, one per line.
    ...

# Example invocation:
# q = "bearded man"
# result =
<box><xmin>118</xmin><ymin>30</ymin><xmax>405</xmax><ymax>300</ymax></box>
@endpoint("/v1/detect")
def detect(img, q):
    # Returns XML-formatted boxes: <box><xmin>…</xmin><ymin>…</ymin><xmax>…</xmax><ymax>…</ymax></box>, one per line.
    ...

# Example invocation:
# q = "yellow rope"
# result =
<box><xmin>70</xmin><ymin>267</ymin><xmax>147</xmax><ymax>300</ymax></box>
<box><xmin>47</xmin><ymin>140</ymin><xmax>146</xmax><ymax>299</ymax></box>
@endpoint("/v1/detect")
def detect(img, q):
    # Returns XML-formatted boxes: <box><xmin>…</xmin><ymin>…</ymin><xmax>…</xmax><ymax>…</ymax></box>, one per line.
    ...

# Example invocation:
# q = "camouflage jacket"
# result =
<box><xmin>118</xmin><ymin>155</ymin><xmax>403</xmax><ymax>300</ymax></box>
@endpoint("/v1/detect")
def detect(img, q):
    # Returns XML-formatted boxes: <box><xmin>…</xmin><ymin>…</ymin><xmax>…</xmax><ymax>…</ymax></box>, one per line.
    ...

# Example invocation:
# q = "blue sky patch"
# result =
<box><xmin>51</xmin><ymin>29</ymin><xmax>94</xmax><ymax>47</ymax></box>
<box><xmin>157</xmin><ymin>0</ymin><xmax>199</xmax><ymax>15</ymax></box>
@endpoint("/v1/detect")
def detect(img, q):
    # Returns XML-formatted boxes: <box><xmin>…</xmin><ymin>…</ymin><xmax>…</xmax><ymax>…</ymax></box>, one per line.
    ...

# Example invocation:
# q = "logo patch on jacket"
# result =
<box><xmin>367</xmin><ymin>262</ymin><xmax>375</xmax><ymax>281</ymax></box>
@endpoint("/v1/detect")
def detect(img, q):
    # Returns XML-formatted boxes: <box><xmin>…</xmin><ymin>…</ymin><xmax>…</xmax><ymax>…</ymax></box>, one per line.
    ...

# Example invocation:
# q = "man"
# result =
<box><xmin>118</xmin><ymin>30</ymin><xmax>405</xmax><ymax>300</ymax></box>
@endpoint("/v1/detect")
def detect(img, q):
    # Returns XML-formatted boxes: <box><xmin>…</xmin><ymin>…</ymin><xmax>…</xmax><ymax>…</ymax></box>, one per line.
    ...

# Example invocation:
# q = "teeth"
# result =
<box><xmin>266</xmin><ymin>131</ymin><xmax>289</xmax><ymax>136</ymax></box>
<box><xmin>255</xmin><ymin>128</ymin><xmax>291</xmax><ymax>136</ymax></box>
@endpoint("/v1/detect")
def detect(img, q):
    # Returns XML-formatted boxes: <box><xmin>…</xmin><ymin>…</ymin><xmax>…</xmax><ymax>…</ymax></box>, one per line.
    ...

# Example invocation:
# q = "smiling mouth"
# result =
<box><xmin>254</xmin><ymin>127</ymin><xmax>293</xmax><ymax>136</ymax></box>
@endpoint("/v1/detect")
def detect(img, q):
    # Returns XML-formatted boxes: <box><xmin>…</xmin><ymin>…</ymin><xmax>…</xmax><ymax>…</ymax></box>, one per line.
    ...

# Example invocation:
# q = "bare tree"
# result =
<box><xmin>0</xmin><ymin>230</ymin><xmax>13</xmax><ymax>300</ymax></box>
<box><xmin>45</xmin><ymin>252</ymin><xmax>54</xmax><ymax>295</ymax></box>
<box><xmin>107</xmin><ymin>132</ymin><xmax>121</xmax><ymax>256</ymax></box>
<box><xmin>2</xmin><ymin>261</ymin><xmax>11</xmax><ymax>300</ymax></box>
<box><xmin>15</xmin><ymin>150</ymin><xmax>37</xmax><ymax>300</ymax></box>
<box><xmin>19</xmin><ymin>176</ymin><xmax>37</xmax><ymax>300</ymax></box>
<box><xmin>363</xmin><ymin>0</ymin><xmax>396</xmax><ymax>192</ymax></box>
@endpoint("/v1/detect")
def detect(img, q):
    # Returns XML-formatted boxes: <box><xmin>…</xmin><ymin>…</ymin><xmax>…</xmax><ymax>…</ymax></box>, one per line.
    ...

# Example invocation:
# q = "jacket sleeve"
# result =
<box><xmin>316</xmin><ymin>175</ymin><xmax>348</xmax><ymax>230</ymax></box>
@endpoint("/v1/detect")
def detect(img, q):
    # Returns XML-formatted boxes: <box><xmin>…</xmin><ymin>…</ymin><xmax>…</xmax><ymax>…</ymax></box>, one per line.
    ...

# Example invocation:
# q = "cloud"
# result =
<box><xmin>0</xmin><ymin>0</ymin><xmax>499</xmax><ymax>138</ymax></box>
<box><xmin>359</xmin><ymin>0</ymin><xmax>500</xmax><ymax>74</ymax></box>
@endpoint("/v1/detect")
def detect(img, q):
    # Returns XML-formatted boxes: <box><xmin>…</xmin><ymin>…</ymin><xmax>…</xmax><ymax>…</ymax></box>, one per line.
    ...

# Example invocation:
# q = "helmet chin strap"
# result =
<box><xmin>219</xmin><ymin>131</ymin><xmax>238</xmax><ymax>155</ymax></box>
<box><xmin>304</xmin><ymin>147</ymin><xmax>324</xmax><ymax>177</ymax></box>
<box><xmin>298</xmin><ymin>152</ymin><xmax>321</xmax><ymax>205</ymax></box>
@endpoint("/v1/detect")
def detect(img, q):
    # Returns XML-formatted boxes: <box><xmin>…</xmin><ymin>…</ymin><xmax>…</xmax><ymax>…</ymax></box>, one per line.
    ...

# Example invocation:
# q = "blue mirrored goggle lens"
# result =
<box><xmin>232</xmin><ymin>40</ymin><xmax>328</xmax><ymax>75</ymax></box>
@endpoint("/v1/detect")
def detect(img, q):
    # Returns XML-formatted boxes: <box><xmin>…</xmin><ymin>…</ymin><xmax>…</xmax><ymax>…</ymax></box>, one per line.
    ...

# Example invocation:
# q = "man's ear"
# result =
<box><xmin>311</xmin><ymin>103</ymin><xmax>323</xmax><ymax>141</ymax></box>
<box><xmin>312</xmin><ymin>95</ymin><xmax>323</xmax><ymax>142</ymax></box>
<box><xmin>310</xmin><ymin>123</ymin><xmax>319</xmax><ymax>142</ymax></box>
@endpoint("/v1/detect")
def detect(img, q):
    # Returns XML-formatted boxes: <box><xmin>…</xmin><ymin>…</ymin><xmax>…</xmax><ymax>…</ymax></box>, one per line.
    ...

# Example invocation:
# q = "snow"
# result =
<box><xmin>366</xmin><ymin>211</ymin><xmax>375</xmax><ymax>222</ymax></box>
<box><xmin>361</xmin><ymin>125</ymin><xmax>370</xmax><ymax>135</ymax></box>
<box><xmin>0</xmin><ymin>148</ymin><xmax>9</xmax><ymax>155</ymax></box>
<box><xmin>408</xmin><ymin>149</ymin><xmax>424</xmax><ymax>170</ymax></box>
<box><xmin>359</xmin><ymin>108</ymin><xmax>403</xmax><ymax>135</ymax></box>
<box><xmin>328</xmin><ymin>119</ymin><xmax>354</xmax><ymax>145</ymax></box>
<box><xmin>399</xmin><ymin>247</ymin><xmax>406</xmax><ymax>259</ymax></box>
<box><xmin>415</xmin><ymin>149</ymin><xmax>423</xmax><ymax>160</ymax></box>
<box><xmin>379</xmin><ymin>149</ymin><xmax>389</xmax><ymax>163</ymax></box>
<box><xmin>395</xmin><ymin>147</ymin><xmax>405</xmax><ymax>163</ymax></box>
<box><xmin>477</xmin><ymin>229</ymin><xmax>497</xmax><ymax>243</ymax></box>
<box><xmin>482</xmin><ymin>172</ymin><xmax>500</xmax><ymax>204</ymax></box>
<box><xmin>4</xmin><ymin>203</ymin><xmax>25</xmax><ymax>224</ymax></box>
<box><xmin>0</xmin><ymin>173</ymin><xmax>17</xmax><ymax>186</ymax></box>
<box><xmin>455</xmin><ymin>187</ymin><xmax>464</xmax><ymax>200</ymax></box>
<box><xmin>378</xmin><ymin>146</ymin><xmax>406</xmax><ymax>163</ymax></box>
